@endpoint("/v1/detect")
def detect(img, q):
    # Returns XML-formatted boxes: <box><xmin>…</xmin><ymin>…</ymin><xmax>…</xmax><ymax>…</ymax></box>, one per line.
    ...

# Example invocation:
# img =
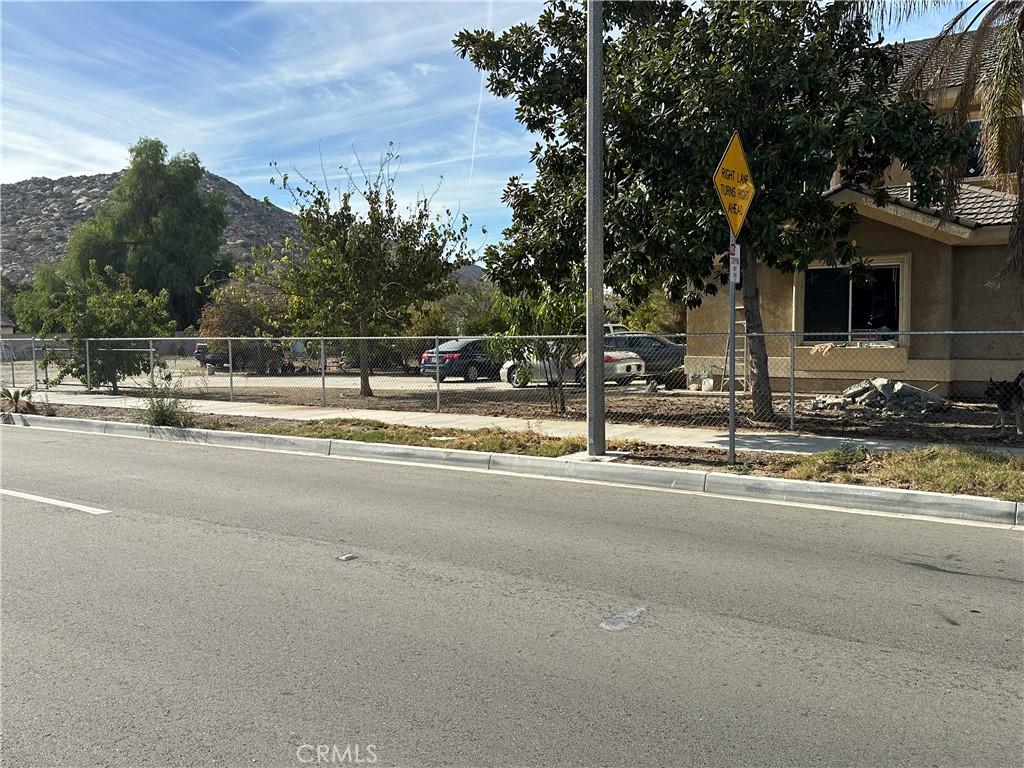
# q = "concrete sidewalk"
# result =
<box><xmin>34</xmin><ymin>390</ymin><xmax>963</xmax><ymax>456</ymax></box>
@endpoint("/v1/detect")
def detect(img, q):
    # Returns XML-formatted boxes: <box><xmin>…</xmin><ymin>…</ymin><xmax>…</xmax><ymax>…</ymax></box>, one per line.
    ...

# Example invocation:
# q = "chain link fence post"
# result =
<box><xmin>149</xmin><ymin>339</ymin><xmax>155</xmax><ymax>388</ymax></box>
<box><xmin>320</xmin><ymin>338</ymin><xmax>326</xmax><ymax>407</ymax></box>
<box><xmin>85</xmin><ymin>339</ymin><xmax>92</xmax><ymax>391</ymax></box>
<box><xmin>789</xmin><ymin>330</ymin><xmax>796</xmax><ymax>431</ymax></box>
<box><xmin>228</xmin><ymin>339</ymin><xmax>234</xmax><ymax>402</ymax></box>
<box><xmin>7</xmin><ymin>344</ymin><xmax>14</xmax><ymax>387</ymax></box>
<box><xmin>31</xmin><ymin>338</ymin><xmax>38</xmax><ymax>390</ymax></box>
<box><xmin>434</xmin><ymin>334</ymin><xmax>441</xmax><ymax>413</ymax></box>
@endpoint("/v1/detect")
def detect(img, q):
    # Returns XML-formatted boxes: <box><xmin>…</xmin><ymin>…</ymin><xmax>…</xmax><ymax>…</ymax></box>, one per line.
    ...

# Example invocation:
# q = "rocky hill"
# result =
<box><xmin>1</xmin><ymin>171</ymin><xmax>301</xmax><ymax>283</ymax></box>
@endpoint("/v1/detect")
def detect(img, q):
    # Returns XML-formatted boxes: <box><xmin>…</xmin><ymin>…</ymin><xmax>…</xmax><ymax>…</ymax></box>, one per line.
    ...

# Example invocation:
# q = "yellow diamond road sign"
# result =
<box><xmin>714</xmin><ymin>131</ymin><xmax>755</xmax><ymax>238</ymax></box>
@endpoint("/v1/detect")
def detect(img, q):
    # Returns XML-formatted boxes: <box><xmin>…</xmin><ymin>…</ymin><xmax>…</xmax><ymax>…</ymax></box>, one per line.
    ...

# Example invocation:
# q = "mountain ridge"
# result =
<box><xmin>1</xmin><ymin>170</ymin><xmax>301</xmax><ymax>283</ymax></box>
<box><xmin>1</xmin><ymin>170</ymin><xmax>486</xmax><ymax>286</ymax></box>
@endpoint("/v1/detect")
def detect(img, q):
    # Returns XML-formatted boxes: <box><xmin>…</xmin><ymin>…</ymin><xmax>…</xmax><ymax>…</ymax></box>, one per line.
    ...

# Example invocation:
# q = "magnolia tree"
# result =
<box><xmin>455</xmin><ymin>0</ymin><xmax>966</xmax><ymax>419</ymax></box>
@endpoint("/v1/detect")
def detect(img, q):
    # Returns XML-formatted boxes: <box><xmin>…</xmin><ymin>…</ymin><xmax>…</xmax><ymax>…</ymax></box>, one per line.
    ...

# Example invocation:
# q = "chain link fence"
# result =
<box><xmin>8</xmin><ymin>330</ymin><xmax>1023</xmax><ymax>446</ymax></box>
<box><xmin>2</xmin><ymin>337</ymin><xmax>73</xmax><ymax>391</ymax></box>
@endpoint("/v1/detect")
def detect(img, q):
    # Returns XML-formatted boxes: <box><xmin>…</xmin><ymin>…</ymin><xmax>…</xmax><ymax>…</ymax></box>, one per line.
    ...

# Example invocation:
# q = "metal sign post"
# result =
<box><xmin>585</xmin><ymin>0</ymin><xmax>605</xmax><ymax>456</ymax></box>
<box><xmin>713</xmin><ymin>131</ymin><xmax>755</xmax><ymax>466</ymax></box>
<box><xmin>728</xmin><ymin>236</ymin><xmax>740</xmax><ymax>464</ymax></box>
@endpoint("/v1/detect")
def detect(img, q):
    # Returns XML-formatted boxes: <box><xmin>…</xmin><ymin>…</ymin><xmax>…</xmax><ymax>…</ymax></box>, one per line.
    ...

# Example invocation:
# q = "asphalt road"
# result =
<box><xmin>2</xmin><ymin>426</ymin><xmax>1022</xmax><ymax>768</ymax></box>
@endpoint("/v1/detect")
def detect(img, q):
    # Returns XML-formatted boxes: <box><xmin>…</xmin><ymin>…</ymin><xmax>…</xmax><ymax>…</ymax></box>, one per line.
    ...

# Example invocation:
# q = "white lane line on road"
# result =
<box><xmin>7</xmin><ymin>424</ymin><xmax>1019</xmax><ymax>531</ymax></box>
<box><xmin>0</xmin><ymin>489</ymin><xmax>112</xmax><ymax>515</ymax></box>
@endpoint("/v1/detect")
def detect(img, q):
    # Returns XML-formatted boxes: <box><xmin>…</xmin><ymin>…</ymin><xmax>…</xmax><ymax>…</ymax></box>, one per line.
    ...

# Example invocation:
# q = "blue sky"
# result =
<box><xmin>2</xmin><ymin>1</ymin><xmax>956</xmax><ymax>243</ymax></box>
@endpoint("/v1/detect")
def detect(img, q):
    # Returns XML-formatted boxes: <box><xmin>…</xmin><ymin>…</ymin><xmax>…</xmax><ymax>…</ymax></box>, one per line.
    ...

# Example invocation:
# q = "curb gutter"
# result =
<box><xmin>4</xmin><ymin>414</ymin><xmax>1019</xmax><ymax>526</ymax></box>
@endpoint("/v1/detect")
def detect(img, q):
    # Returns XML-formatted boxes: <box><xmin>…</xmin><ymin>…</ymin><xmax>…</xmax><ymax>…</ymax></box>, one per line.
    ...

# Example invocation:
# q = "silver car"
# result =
<box><xmin>501</xmin><ymin>349</ymin><xmax>645</xmax><ymax>388</ymax></box>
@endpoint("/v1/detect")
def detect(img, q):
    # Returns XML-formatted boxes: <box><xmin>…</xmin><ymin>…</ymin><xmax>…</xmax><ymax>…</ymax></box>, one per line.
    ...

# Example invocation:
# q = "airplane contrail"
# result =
<box><xmin>467</xmin><ymin>0</ymin><xmax>494</xmax><ymax>193</ymax></box>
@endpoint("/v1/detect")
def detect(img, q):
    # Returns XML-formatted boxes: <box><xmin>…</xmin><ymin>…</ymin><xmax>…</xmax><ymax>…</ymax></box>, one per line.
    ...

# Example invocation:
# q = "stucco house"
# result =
<box><xmin>685</xmin><ymin>33</ymin><xmax>1023</xmax><ymax>398</ymax></box>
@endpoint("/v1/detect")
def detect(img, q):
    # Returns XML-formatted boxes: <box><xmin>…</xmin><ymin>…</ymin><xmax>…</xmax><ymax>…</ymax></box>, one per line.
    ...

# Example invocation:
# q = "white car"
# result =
<box><xmin>501</xmin><ymin>350</ymin><xmax>645</xmax><ymax>388</ymax></box>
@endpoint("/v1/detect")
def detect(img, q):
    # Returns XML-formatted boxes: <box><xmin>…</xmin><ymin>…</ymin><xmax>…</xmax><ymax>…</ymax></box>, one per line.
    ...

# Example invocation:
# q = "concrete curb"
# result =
<box><xmin>4</xmin><ymin>413</ymin><xmax>1019</xmax><ymax>526</ymax></box>
<box><xmin>703</xmin><ymin>472</ymin><xmax>1017</xmax><ymax>525</ymax></box>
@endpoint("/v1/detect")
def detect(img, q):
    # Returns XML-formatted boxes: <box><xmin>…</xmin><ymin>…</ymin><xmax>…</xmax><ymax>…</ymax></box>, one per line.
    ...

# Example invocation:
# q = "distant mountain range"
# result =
<box><xmin>1</xmin><ymin>171</ymin><xmax>487</xmax><ymax>287</ymax></box>
<box><xmin>0</xmin><ymin>171</ymin><xmax>301</xmax><ymax>283</ymax></box>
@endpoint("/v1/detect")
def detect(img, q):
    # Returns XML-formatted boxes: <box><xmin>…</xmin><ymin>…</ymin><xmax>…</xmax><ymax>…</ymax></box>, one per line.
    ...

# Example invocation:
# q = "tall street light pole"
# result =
<box><xmin>586</xmin><ymin>0</ymin><xmax>605</xmax><ymax>456</ymax></box>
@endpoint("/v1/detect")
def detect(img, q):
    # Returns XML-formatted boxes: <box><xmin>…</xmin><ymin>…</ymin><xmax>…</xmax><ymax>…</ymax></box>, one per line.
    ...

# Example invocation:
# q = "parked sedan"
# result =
<box><xmin>501</xmin><ymin>350</ymin><xmax>645</xmax><ymax>388</ymax></box>
<box><xmin>419</xmin><ymin>338</ymin><xmax>503</xmax><ymax>382</ymax></box>
<box><xmin>605</xmin><ymin>332</ymin><xmax>686</xmax><ymax>388</ymax></box>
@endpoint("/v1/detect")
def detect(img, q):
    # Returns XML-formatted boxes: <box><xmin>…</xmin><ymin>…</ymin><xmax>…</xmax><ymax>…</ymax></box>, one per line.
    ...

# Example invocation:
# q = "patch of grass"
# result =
<box><xmin>778</xmin><ymin>444</ymin><xmax>872</xmax><ymax>484</ymax></box>
<box><xmin>627</xmin><ymin>442</ymin><xmax>1023</xmax><ymax>501</ymax></box>
<box><xmin>775</xmin><ymin>444</ymin><xmax>1024</xmax><ymax>500</ymax></box>
<box><xmin>862</xmin><ymin>446</ymin><xmax>1024</xmax><ymax>500</ymax></box>
<box><xmin>208</xmin><ymin>417</ymin><xmax>587</xmax><ymax>458</ymax></box>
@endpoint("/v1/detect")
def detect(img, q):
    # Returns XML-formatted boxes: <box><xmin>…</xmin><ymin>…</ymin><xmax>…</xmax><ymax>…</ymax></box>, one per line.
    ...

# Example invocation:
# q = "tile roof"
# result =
<box><xmin>893</xmin><ymin>30</ymin><xmax>998</xmax><ymax>92</ymax></box>
<box><xmin>883</xmin><ymin>184</ymin><xmax>1017</xmax><ymax>226</ymax></box>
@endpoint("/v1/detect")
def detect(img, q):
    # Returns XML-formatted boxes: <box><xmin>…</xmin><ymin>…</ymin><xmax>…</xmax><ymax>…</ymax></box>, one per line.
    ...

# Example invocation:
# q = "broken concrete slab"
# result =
<box><xmin>843</xmin><ymin>380</ymin><xmax>873</xmax><ymax>399</ymax></box>
<box><xmin>893</xmin><ymin>382</ymin><xmax>945</xmax><ymax>405</ymax></box>
<box><xmin>871</xmin><ymin>377</ymin><xmax>896</xmax><ymax>400</ymax></box>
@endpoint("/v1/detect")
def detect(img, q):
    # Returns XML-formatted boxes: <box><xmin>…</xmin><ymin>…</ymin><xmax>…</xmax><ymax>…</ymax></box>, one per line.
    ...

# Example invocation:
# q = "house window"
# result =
<box><xmin>804</xmin><ymin>264</ymin><xmax>900</xmax><ymax>342</ymax></box>
<box><xmin>965</xmin><ymin>120</ymin><xmax>983</xmax><ymax>178</ymax></box>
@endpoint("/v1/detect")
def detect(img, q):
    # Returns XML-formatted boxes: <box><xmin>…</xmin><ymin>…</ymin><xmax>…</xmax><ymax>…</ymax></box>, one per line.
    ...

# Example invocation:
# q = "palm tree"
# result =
<box><xmin>860</xmin><ymin>0</ymin><xmax>1022</xmax><ymax>277</ymax></box>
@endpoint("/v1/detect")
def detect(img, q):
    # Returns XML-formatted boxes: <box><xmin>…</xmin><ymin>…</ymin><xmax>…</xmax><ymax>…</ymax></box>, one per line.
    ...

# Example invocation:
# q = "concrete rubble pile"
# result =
<box><xmin>809</xmin><ymin>377</ymin><xmax>948</xmax><ymax>418</ymax></box>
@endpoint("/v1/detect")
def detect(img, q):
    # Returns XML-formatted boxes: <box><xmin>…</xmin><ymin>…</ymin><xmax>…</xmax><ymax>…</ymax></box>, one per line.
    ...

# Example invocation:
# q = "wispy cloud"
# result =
<box><xmin>2</xmin><ymin>0</ymin><xmax>952</xmax><ymax>240</ymax></box>
<box><xmin>1</xmin><ymin>1</ymin><xmax>542</xmax><ymax>236</ymax></box>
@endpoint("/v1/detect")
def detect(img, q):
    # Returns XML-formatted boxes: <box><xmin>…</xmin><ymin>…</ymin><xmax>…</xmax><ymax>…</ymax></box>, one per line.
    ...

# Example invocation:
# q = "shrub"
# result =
<box><xmin>143</xmin><ymin>383</ymin><xmax>195</xmax><ymax>428</ymax></box>
<box><xmin>0</xmin><ymin>387</ymin><xmax>34</xmax><ymax>414</ymax></box>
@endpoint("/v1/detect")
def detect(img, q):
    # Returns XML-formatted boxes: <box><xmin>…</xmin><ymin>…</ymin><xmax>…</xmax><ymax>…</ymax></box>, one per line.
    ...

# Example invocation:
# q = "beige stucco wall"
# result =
<box><xmin>951</xmin><ymin>246</ymin><xmax>1024</xmax><ymax>387</ymax></box>
<box><xmin>684</xmin><ymin>216</ymin><xmax>1021</xmax><ymax>395</ymax></box>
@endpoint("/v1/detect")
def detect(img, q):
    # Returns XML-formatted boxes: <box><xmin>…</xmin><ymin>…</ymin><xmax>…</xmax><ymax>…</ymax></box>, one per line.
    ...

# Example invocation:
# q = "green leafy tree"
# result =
<box><xmin>405</xmin><ymin>279</ymin><xmax>507</xmax><ymax>337</ymax></box>
<box><xmin>37</xmin><ymin>263</ymin><xmax>176</xmax><ymax>393</ymax></box>
<box><xmin>196</xmin><ymin>277</ymin><xmax>287</xmax><ymax>368</ymax></box>
<box><xmin>618</xmin><ymin>291</ymin><xmax>687</xmax><ymax>335</ymax></box>
<box><xmin>455</xmin><ymin>0</ymin><xmax>966</xmax><ymax>419</ymax></box>
<box><xmin>199</xmin><ymin>279</ymin><xmax>284</xmax><ymax>339</ymax></box>
<box><xmin>61</xmin><ymin>137</ymin><xmax>228</xmax><ymax>328</ymax></box>
<box><xmin>12</xmin><ymin>266</ymin><xmax>63</xmax><ymax>334</ymax></box>
<box><xmin>492</xmin><ymin>276</ymin><xmax>585</xmax><ymax>413</ymax></box>
<box><xmin>252</xmin><ymin>150</ymin><xmax>472</xmax><ymax>396</ymax></box>
<box><xmin>2</xmin><ymin>276</ymin><xmax>30</xmax><ymax>331</ymax></box>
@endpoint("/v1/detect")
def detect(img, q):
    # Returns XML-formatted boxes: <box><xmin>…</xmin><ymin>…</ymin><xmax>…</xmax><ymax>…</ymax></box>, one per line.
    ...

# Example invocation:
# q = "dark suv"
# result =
<box><xmin>193</xmin><ymin>342</ymin><xmax>228</xmax><ymax>368</ymax></box>
<box><xmin>605</xmin><ymin>332</ymin><xmax>686</xmax><ymax>388</ymax></box>
<box><xmin>419</xmin><ymin>338</ymin><xmax>502</xmax><ymax>382</ymax></box>
<box><xmin>194</xmin><ymin>341</ymin><xmax>285</xmax><ymax>374</ymax></box>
